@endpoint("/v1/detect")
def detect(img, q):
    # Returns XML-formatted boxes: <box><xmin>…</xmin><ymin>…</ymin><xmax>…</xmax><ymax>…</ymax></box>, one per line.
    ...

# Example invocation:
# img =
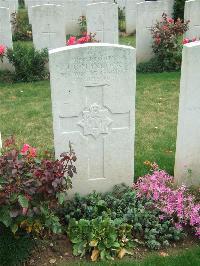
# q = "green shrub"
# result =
<box><xmin>137</xmin><ymin>58</ymin><xmax>164</xmax><ymax>73</ymax></box>
<box><xmin>11</xmin><ymin>10</ymin><xmax>32</xmax><ymax>41</ymax></box>
<box><xmin>173</xmin><ymin>0</ymin><xmax>186</xmax><ymax>20</ymax></box>
<box><xmin>6</xmin><ymin>43</ymin><xmax>48</xmax><ymax>82</ymax></box>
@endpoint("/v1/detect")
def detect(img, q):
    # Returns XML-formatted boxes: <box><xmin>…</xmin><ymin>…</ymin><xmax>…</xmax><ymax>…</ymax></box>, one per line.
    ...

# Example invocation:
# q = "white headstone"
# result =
<box><xmin>185</xmin><ymin>0</ymin><xmax>200</xmax><ymax>39</ymax></box>
<box><xmin>49</xmin><ymin>43</ymin><xmax>135</xmax><ymax>195</ymax></box>
<box><xmin>0</xmin><ymin>7</ymin><xmax>13</xmax><ymax>71</ymax></box>
<box><xmin>125</xmin><ymin>0</ymin><xmax>141</xmax><ymax>34</ymax></box>
<box><xmin>86</xmin><ymin>2</ymin><xmax>118</xmax><ymax>44</ymax></box>
<box><xmin>175</xmin><ymin>41</ymin><xmax>200</xmax><ymax>185</ymax></box>
<box><xmin>62</xmin><ymin>0</ymin><xmax>82</xmax><ymax>35</ymax></box>
<box><xmin>81</xmin><ymin>0</ymin><xmax>114</xmax><ymax>16</ymax></box>
<box><xmin>136</xmin><ymin>1</ymin><xmax>169</xmax><ymax>63</ymax></box>
<box><xmin>32</xmin><ymin>4</ymin><xmax>66</xmax><ymax>50</ymax></box>
<box><xmin>161</xmin><ymin>0</ymin><xmax>174</xmax><ymax>16</ymax></box>
<box><xmin>27</xmin><ymin>0</ymin><xmax>63</xmax><ymax>24</ymax></box>
<box><xmin>0</xmin><ymin>0</ymin><xmax>18</xmax><ymax>15</ymax></box>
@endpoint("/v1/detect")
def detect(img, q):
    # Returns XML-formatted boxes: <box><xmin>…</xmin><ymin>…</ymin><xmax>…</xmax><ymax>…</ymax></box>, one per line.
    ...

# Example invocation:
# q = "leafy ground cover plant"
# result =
<box><xmin>134</xmin><ymin>162</ymin><xmax>200</xmax><ymax>238</ymax></box>
<box><xmin>68</xmin><ymin>216</ymin><xmax>133</xmax><ymax>261</ymax></box>
<box><xmin>0</xmin><ymin>137</ymin><xmax>77</xmax><ymax>235</ymax></box>
<box><xmin>61</xmin><ymin>184</ymin><xmax>186</xmax><ymax>261</ymax></box>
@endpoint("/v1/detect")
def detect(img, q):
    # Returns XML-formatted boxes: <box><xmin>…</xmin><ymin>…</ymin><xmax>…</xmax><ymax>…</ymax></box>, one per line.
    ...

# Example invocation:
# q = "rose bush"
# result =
<box><xmin>150</xmin><ymin>13</ymin><xmax>189</xmax><ymax>71</ymax></box>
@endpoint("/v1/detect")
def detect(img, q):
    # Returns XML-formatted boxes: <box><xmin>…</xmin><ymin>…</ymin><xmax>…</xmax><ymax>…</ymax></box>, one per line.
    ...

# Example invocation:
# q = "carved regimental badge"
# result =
<box><xmin>78</xmin><ymin>103</ymin><xmax>113</xmax><ymax>138</ymax></box>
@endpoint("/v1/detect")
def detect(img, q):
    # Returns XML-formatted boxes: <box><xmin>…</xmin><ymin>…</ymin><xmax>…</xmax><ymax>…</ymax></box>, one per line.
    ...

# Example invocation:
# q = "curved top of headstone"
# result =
<box><xmin>49</xmin><ymin>42</ymin><xmax>135</xmax><ymax>55</ymax></box>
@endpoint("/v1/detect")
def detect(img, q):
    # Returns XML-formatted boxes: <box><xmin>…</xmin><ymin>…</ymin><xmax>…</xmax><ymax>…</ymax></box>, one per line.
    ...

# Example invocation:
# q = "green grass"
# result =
<box><xmin>119</xmin><ymin>34</ymin><xmax>136</xmax><ymax>47</ymax></box>
<box><xmin>60</xmin><ymin>245</ymin><xmax>200</xmax><ymax>266</ymax></box>
<box><xmin>0</xmin><ymin>72</ymin><xmax>180</xmax><ymax>178</ymax></box>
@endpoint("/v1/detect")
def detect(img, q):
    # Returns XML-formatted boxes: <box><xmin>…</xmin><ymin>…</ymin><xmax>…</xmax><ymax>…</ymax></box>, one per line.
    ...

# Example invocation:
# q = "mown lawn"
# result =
<box><xmin>61</xmin><ymin>245</ymin><xmax>200</xmax><ymax>266</ymax></box>
<box><xmin>0</xmin><ymin>71</ymin><xmax>180</xmax><ymax>178</ymax></box>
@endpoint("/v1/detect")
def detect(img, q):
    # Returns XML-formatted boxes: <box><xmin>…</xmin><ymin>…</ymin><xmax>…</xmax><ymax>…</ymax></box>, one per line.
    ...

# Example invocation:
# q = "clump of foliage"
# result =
<box><xmin>78</xmin><ymin>16</ymin><xmax>87</xmax><ymax>35</ymax></box>
<box><xmin>173</xmin><ymin>0</ymin><xmax>186</xmax><ymax>20</ymax></box>
<box><xmin>6</xmin><ymin>42</ymin><xmax>48</xmax><ymax>82</ymax></box>
<box><xmin>137</xmin><ymin>57</ymin><xmax>163</xmax><ymax>73</ymax></box>
<box><xmin>0</xmin><ymin>136</ymin><xmax>77</xmax><ymax>235</ymax></box>
<box><xmin>118</xmin><ymin>7</ymin><xmax>126</xmax><ymax>32</ymax></box>
<box><xmin>150</xmin><ymin>13</ymin><xmax>189</xmax><ymax>71</ymax></box>
<box><xmin>134</xmin><ymin>162</ymin><xmax>200</xmax><ymax>238</ymax></box>
<box><xmin>0</xmin><ymin>223</ymin><xmax>34</xmax><ymax>266</ymax></box>
<box><xmin>68</xmin><ymin>216</ymin><xmax>133</xmax><ymax>261</ymax></box>
<box><xmin>61</xmin><ymin>183</ymin><xmax>185</xmax><ymax>261</ymax></box>
<box><xmin>11</xmin><ymin>10</ymin><xmax>32</xmax><ymax>41</ymax></box>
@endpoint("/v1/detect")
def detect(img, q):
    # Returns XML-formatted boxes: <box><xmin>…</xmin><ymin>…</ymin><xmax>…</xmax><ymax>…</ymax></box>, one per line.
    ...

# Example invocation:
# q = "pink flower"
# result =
<box><xmin>167</xmin><ymin>18</ymin><xmax>174</xmax><ymax>24</ymax></box>
<box><xmin>22</xmin><ymin>207</ymin><xmax>28</xmax><ymax>215</ymax></box>
<box><xmin>192</xmin><ymin>37</ymin><xmax>197</xmax><ymax>42</ymax></box>
<box><xmin>0</xmin><ymin>45</ymin><xmax>5</xmax><ymax>56</ymax></box>
<box><xmin>183</xmin><ymin>38</ymin><xmax>190</xmax><ymax>44</ymax></box>
<box><xmin>21</xmin><ymin>144</ymin><xmax>30</xmax><ymax>154</ymax></box>
<box><xmin>67</xmin><ymin>36</ymin><xmax>77</xmax><ymax>46</ymax></box>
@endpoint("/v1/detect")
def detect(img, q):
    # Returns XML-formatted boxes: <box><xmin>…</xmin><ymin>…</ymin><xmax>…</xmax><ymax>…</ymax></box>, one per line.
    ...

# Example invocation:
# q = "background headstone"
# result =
<box><xmin>49</xmin><ymin>43</ymin><xmax>136</xmax><ymax>195</ymax></box>
<box><xmin>125</xmin><ymin>0</ymin><xmax>141</xmax><ymax>34</ymax></box>
<box><xmin>184</xmin><ymin>0</ymin><xmax>200</xmax><ymax>39</ymax></box>
<box><xmin>136</xmin><ymin>1</ymin><xmax>169</xmax><ymax>63</ymax></box>
<box><xmin>31</xmin><ymin>4</ymin><xmax>66</xmax><ymax>50</ymax></box>
<box><xmin>175</xmin><ymin>41</ymin><xmax>200</xmax><ymax>186</ymax></box>
<box><xmin>0</xmin><ymin>0</ymin><xmax>18</xmax><ymax>15</ymax></box>
<box><xmin>0</xmin><ymin>7</ymin><xmax>13</xmax><ymax>71</ymax></box>
<box><xmin>86</xmin><ymin>2</ymin><xmax>118</xmax><ymax>44</ymax></box>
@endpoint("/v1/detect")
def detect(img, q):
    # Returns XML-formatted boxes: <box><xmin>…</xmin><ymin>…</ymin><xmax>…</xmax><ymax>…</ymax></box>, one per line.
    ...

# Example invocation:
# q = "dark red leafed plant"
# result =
<box><xmin>0</xmin><ymin>136</ymin><xmax>77</xmax><ymax>234</ymax></box>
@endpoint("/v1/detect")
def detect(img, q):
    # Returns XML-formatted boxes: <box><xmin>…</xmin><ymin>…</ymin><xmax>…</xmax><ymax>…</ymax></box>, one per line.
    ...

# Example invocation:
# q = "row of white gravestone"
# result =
<box><xmin>27</xmin><ymin>0</ymin><xmax>114</xmax><ymax>34</ymax></box>
<box><xmin>47</xmin><ymin>40</ymin><xmax>200</xmax><ymax>196</ymax></box>
<box><xmin>31</xmin><ymin>2</ymin><xmax>119</xmax><ymax>51</ymax></box>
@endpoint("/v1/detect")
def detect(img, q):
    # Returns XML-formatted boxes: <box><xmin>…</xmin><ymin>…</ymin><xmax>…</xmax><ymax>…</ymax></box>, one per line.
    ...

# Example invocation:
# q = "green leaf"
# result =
<box><xmin>18</xmin><ymin>195</ymin><xmax>29</xmax><ymax>208</ymax></box>
<box><xmin>56</xmin><ymin>192</ymin><xmax>66</xmax><ymax>205</ymax></box>
<box><xmin>11</xmin><ymin>223</ymin><xmax>18</xmax><ymax>234</ymax></box>
<box><xmin>0</xmin><ymin>207</ymin><xmax>12</xmax><ymax>227</ymax></box>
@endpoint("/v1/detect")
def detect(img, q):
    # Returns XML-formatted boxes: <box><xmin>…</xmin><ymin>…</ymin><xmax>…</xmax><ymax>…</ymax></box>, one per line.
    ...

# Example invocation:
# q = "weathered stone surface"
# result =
<box><xmin>32</xmin><ymin>4</ymin><xmax>66</xmax><ymax>50</ymax></box>
<box><xmin>185</xmin><ymin>0</ymin><xmax>200</xmax><ymax>39</ymax></box>
<box><xmin>27</xmin><ymin>0</ymin><xmax>62</xmax><ymax>23</ymax></box>
<box><xmin>86</xmin><ymin>2</ymin><xmax>118</xmax><ymax>44</ymax></box>
<box><xmin>136</xmin><ymin>1</ymin><xmax>168</xmax><ymax>63</ymax></box>
<box><xmin>49</xmin><ymin>43</ymin><xmax>136</xmax><ymax>195</ymax></box>
<box><xmin>175</xmin><ymin>41</ymin><xmax>200</xmax><ymax>186</ymax></box>
<box><xmin>0</xmin><ymin>0</ymin><xmax>18</xmax><ymax>15</ymax></box>
<box><xmin>0</xmin><ymin>7</ymin><xmax>13</xmax><ymax>71</ymax></box>
<box><xmin>125</xmin><ymin>0</ymin><xmax>141</xmax><ymax>34</ymax></box>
